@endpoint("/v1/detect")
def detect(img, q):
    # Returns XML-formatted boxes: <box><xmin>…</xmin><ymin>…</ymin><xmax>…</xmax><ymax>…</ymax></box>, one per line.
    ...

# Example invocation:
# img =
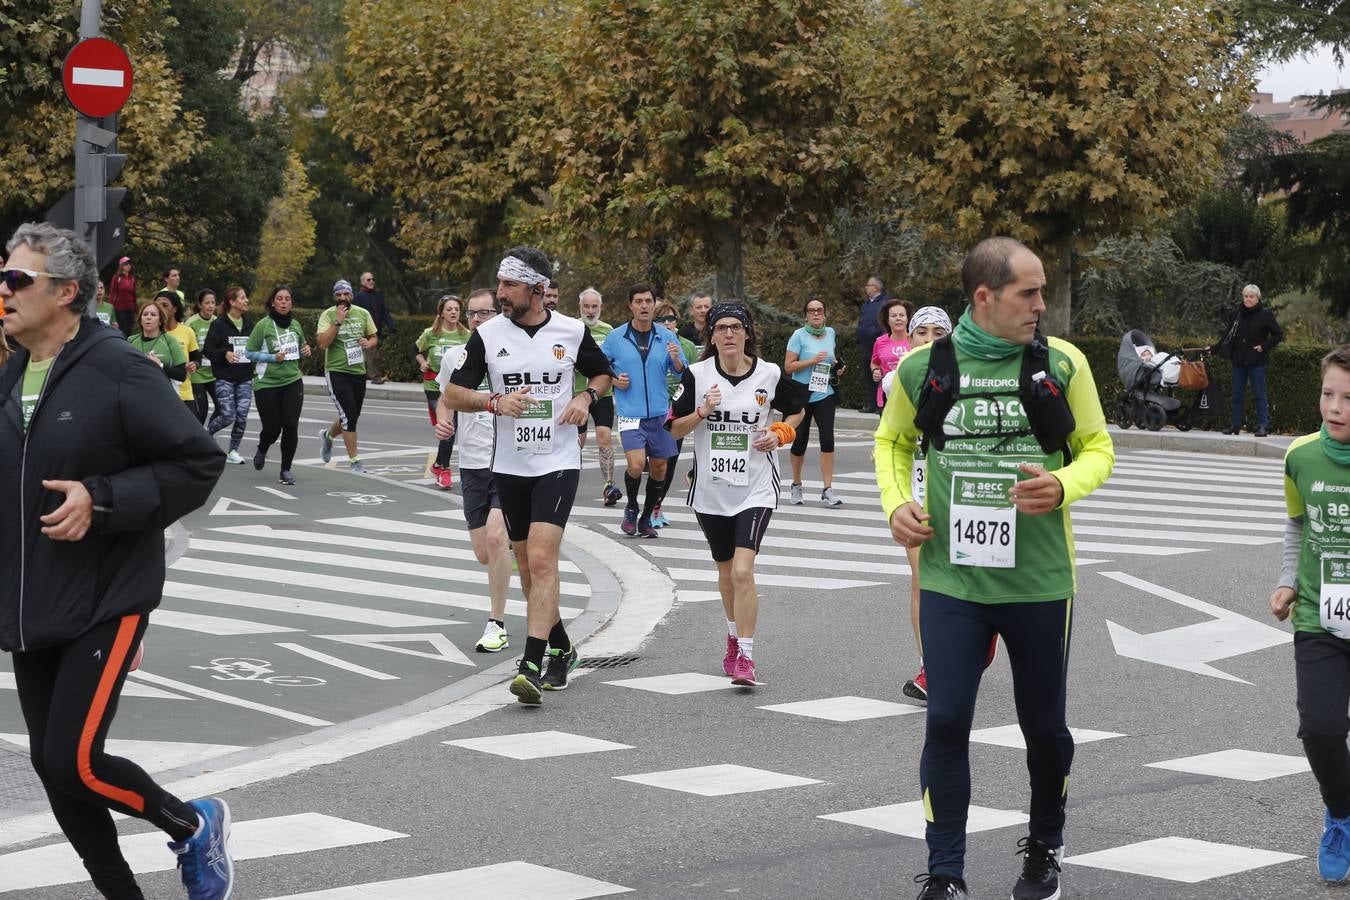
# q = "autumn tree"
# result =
<box><xmin>858</xmin><ymin>0</ymin><xmax>1255</xmax><ymax>334</ymax></box>
<box><xmin>254</xmin><ymin>151</ymin><xmax>318</xmax><ymax>291</ymax></box>
<box><xmin>548</xmin><ymin>0</ymin><xmax>867</xmax><ymax>300</ymax></box>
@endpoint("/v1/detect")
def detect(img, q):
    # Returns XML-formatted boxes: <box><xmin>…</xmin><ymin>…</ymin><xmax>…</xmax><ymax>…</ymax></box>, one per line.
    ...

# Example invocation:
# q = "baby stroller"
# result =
<box><xmin>1115</xmin><ymin>329</ymin><xmax>1195</xmax><ymax>431</ymax></box>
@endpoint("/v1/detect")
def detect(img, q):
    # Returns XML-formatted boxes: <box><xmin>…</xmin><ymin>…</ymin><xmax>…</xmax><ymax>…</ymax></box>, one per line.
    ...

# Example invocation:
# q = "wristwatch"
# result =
<box><xmin>585</xmin><ymin>387</ymin><xmax>599</xmax><ymax>405</ymax></box>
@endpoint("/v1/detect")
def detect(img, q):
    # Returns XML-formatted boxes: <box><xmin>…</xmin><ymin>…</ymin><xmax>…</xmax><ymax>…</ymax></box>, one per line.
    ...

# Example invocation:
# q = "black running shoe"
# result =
<box><xmin>541</xmin><ymin>645</ymin><xmax>579</xmax><ymax>691</ymax></box>
<box><xmin>509</xmin><ymin>661</ymin><xmax>543</xmax><ymax>705</ymax></box>
<box><xmin>913</xmin><ymin>873</ymin><xmax>968</xmax><ymax>899</ymax></box>
<box><xmin>252</xmin><ymin>449</ymin><xmax>266</xmax><ymax>470</ymax></box>
<box><xmin>278</xmin><ymin>469</ymin><xmax>295</xmax><ymax>486</ymax></box>
<box><xmin>1012</xmin><ymin>836</ymin><xmax>1062</xmax><ymax>900</ymax></box>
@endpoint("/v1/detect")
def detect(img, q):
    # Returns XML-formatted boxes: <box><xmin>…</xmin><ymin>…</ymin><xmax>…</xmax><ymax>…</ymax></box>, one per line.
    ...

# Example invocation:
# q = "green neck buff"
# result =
<box><xmin>1322</xmin><ymin>424</ymin><xmax>1350</xmax><ymax>465</ymax></box>
<box><xmin>951</xmin><ymin>308</ymin><xmax>1023</xmax><ymax>361</ymax></box>
<box><xmin>803</xmin><ymin>323</ymin><xmax>827</xmax><ymax>338</ymax></box>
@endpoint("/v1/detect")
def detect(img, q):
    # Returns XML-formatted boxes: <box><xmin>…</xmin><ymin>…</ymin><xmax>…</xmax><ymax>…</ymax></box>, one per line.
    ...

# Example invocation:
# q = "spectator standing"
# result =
<box><xmin>680</xmin><ymin>293</ymin><xmax>712</xmax><ymax>345</ymax></box>
<box><xmin>353</xmin><ymin>271</ymin><xmax>396</xmax><ymax>384</ymax></box>
<box><xmin>855</xmin><ymin>275</ymin><xmax>889</xmax><ymax>412</ymax></box>
<box><xmin>870</xmin><ymin>299</ymin><xmax>913</xmax><ymax>412</ymax></box>
<box><xmin>1214</xmin><ymin>283</ymin><xmax>1284</xmax><ymax>437</ymax></box>
<box><xmin>0</xmin><ymin>223</ymin><xmax>234</xmax><ymax>899</ymax></box>
<box><xmin>108</xmin><ymin>256</ymin><xmax>137</xmax><ymax>335</ymax></box>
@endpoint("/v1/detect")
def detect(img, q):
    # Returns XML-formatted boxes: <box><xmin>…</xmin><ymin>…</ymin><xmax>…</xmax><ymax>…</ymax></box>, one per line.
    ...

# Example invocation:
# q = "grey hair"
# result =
<box><xmin>1243</xmin><ymin>284</ymin><xmax>1262</xmax><ymax>300</ymax></box>
<box><xmin>866</xmin><ymin>275</ymin><xmax>884</xmax><ymax>290</ymax></box>
<box><xmin>6</xmin><ymin>222</ymin><xmax>98</xmax><ymax>316</ymax></box>
<box><xmin>579</xmin><ymin>287</ymin><xmax>602</xmax><ymax>303</ymax></box>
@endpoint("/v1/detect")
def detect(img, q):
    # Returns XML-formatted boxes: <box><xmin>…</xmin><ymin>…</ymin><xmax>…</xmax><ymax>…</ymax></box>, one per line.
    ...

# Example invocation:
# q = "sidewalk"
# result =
<box><xmin>311</xmin><ymin>378</ymin><xmax>1297</xmax><ymax>461</ymax></box>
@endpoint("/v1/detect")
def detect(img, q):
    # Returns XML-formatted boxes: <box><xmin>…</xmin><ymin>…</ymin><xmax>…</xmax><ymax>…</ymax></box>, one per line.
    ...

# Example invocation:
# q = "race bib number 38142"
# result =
<box><xmin>949</xmin><ymin>472</ymin><xmax>1016</xmax><ymax>568</ymax></box>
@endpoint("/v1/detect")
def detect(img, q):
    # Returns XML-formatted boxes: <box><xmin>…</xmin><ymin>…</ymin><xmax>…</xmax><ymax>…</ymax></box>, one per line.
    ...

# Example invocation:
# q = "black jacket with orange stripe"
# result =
<box><xmin>0</xmin><ymin>316</ymin><xmax>225</xmax><ymax>652</ymax></box>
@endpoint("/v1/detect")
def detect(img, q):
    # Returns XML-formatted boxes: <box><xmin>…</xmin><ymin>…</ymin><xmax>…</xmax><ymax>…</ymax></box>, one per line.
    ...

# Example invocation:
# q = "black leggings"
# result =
<box><xmin>426</xmin><ymin>391</ymin><xmax>456</xmax><ymax>469</ymax></box>
<box><xmin>1296</xmin><ymin>631</ymin><xmax>1350</xmax><ymax>818</ymax></box>
<box><xmin>12</xmin><ymin>614</ymin><xmax>198</xmax><ymax>899</ymax></box>
<box><xmin>255</xmin><ymin>380</ymin><xmax>304</xmax><ymax>471</ymax></box>
<box><xmin>790</xmin><ymin>393</ymin><xmax>836</xmax><ymax>456</ymax></box>
<box><xmin>190</xmin><ymin>382</ymin><xmax>214</xmax><ymax>424</ymax></box>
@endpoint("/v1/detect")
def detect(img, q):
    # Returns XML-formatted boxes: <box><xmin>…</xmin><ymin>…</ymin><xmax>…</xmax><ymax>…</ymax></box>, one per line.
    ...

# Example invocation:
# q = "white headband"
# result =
<box><xmin>497</xmin><ymin>256</ymin><xmax>548</xmax><ymax>286</ymax></box>
<box><xmin>908</xmin><ymin>306</ymin><xmax>952</xmax><ymax>336</ymax></box>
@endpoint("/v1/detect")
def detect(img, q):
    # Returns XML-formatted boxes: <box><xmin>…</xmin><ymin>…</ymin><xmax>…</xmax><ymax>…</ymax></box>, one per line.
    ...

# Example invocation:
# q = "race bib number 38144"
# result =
<box><xmin>949</xmin><ymin>472</ymin><xmax>1016</xmax><ymax>568</ymax></box>
<box><xmin>514</xmin><ymin>398</ymin><xmax>554</xmax><ymax>455</ymax></box>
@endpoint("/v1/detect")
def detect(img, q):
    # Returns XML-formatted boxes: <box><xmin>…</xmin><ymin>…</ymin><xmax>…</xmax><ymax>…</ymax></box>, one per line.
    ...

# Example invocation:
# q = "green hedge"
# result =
<box><xmin>285</xmin><ymin>310</ymin><xmax>1330</xmax><ymax>434</ymax></box>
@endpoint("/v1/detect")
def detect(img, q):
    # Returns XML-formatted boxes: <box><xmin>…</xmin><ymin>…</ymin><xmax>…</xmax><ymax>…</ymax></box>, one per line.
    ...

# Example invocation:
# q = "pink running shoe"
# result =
<box><xmin>903</xmin><ymin>667</ymin><xmax>927</xmax><ymax>702</ymax></box>
<box><xmin>723</xmin><ymin>635</ymin><xmax>739</xmax><ymax>677</ymax></box>
<box><xmin>731</xmin><ymin>653</ymin><xmax>758</xmax><ymax>686</ymax></box>
<box><xmin>435</xmin><ymin>467</ymin><xmax>453</xmax><ymax>490</ymax></box>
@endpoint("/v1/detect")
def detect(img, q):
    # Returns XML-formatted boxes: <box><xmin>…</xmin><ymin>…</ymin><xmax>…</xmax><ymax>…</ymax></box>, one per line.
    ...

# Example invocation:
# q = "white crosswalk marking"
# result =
<box><xmin>162</xmin><ymin>583</ymin><xmax>460</xmax><ymax>628</ymax></box>
<box><xmin>260</xmin><ymin>861</ymin><xmax>633</xmax><ymax>899</ymax></box>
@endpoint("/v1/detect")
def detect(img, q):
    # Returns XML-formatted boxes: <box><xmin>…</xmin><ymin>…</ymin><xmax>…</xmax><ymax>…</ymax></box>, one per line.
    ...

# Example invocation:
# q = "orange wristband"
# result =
<box><xmin>770</xmin><ymin>421</ymin><xmax>795</xmax><ymax>447</ymax></box>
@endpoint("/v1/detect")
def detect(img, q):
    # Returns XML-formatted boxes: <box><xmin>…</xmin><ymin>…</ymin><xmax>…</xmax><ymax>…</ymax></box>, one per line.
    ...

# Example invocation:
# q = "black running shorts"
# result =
<box><xmin>695</xmin><ymin>507</ymin><xmax>774</xmax><ymax>562</ymax></box>
<box><xmin>325</xmin><ymin>370</ymin><xmax>367</xmax><ymax>433</ymax></box>
<box><xmin>495</xmin><ymin>469</ymin><xmax>581</xmax><ymax>542</ymax></box>
<box><xmin>459</xmin><ymin>467</ymin><xmax>502</xmax><ymax>531</ymax></box>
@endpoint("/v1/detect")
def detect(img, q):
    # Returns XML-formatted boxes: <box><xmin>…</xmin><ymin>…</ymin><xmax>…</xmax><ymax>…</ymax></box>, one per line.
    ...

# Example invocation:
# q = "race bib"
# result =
<box><xmin>96</xmin><ymin>311</ymin><xmax>111</xmax><ymax>325</ymax></box>
<box><xmin>912</xmin><ymin>458</ymin><xmax>927</xmax><ymax>506</ymax></box>
<box><xmin>343</xmin><ymin>339</ymin><xmax>364</xmax><ymax>366</ymax></box>
<box><xmin>513</xmin><ymin>398</ymin><xmax>554</xmax><ymax>455</ymax></box>
<box><xmin>199</xmin><ymin>355</ymin><xmax>211</xmax><ymax>369</ymax></box>
<box><xmin>808</xmin><ymin>362</ymin><xmax>831</xmax><ymax>394</ymax></box>
<box><xmin>709</xmin><ymin>431</ymin><xmax>750</xmax><ymax>486</ymax></box>
<box><xmin>949</xmin><ymin>472</ymin><xmax>1016</xmax><ymax>568</ymax></box>
<box><xmin>617</xmin><ymin>415</ymin><xmax>641</xmax><ymax>434</ymax></box>
<box><xmin>275</xmin><ymin>331</ymin><xmax>299</xmax><ymax>358</ymax></box>
<box><xmin>1321</xmin><ymin>556</ymin><xmax>1350</xmax><ymax>638</ymax></box>
<box><xmin>228</xmin><ymin>335</ymin><xmax>249</xmax><ymax>360</ymax></box>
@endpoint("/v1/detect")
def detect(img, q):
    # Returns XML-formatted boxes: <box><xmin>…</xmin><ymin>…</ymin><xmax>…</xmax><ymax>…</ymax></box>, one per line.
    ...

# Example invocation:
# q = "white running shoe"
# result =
<box><xmin>476</xmin><ymin>622</ymin><xmax>509</xmax><ymax>653</ymax></box>
<box><xmin>789</xmin><ymin>483</ymin><xmax>803</xmax><ymax>505</ymax></box>
<box><xmin>225</xmin><ymin>449</ymin><xmax>245</xmax><ymax>465</ymax></box>
<box><xmin>821</xmin><ymin>487</ymin><xmax>843</xmax><ymax>507</ymax></box>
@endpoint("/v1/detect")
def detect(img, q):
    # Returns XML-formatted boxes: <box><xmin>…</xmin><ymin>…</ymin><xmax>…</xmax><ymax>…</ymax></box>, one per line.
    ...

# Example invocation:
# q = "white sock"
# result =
<box><xmin>739</xmin><ymin>637</ymin><xmax>754</xmax><ymax>660</ymax></box>
<box><xmin>726</xmin><ymin>620</ymin><xmax>738</xmax><ymax>639</ymax></box>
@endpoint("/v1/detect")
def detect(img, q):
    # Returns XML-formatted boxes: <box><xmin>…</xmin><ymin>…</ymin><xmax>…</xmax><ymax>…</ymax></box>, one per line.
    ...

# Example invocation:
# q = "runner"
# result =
<box><xmin>1270</xmin><ymin>345</ymin><xmax>1350</xmax><ymax>883</ymax></box>
<box><xmin>203</xmin><ymin>286</ymin><xmax>255</xmax><ymax>465</ymax></box>
<box><xmin>416</xmin><ymin>294</ymin><xmax>470</xmax><ymax>489</ymax></box>
<box><xmin>876</xmin><ymin>237</ymin><xmax>1114</xmax><ymax>900</ymax></box>
<box><xmin>784</xmin><ymin>298</ymin><xmax>844</xmax><ymax>507</ymax></box>
<box><xmin>870</xmin><ymin>297</ymin><xmax>912</xmax><ymax>411</ymax></box>
<box><xmin>0</xmin><ymin>222</ymin><xmax>234</xmax><ymax>900</ymax></box>
<box><xmin>185</xmin><ymin>289</ymin><xmax>217</xmax><ymax>425</ymax></box>
<box><xmin>651</xmin><ymin>299</ymin><xmax>700</xmax><ymax>527</ymax></box>
<box><xmin>317</xmin><ymin>278</ymin><xmax>377</xmax><ymax>474</ymax></box>
<box><xmin>575</xmin><ymin>287</ymin><xmax>621</xmax><ymax>505</ymax></box>
<box><xmin>155</xmin><ymin>290</ymin><xmax>202</xmax><ymax>418</ymax></box>
<box><xmin>670</xmin><ymin>302</ymin><xmax>806</xmax><ymax>686</ymax></box>
<box><xmin>127</xmin><ymin>300</ymin><xmax>187</xmax><ymax>386</ymax></box>
<box><xmin>94</xmin><ymin>280</ymin><xmax>115</xmax><ymax>327</ymax></box>
<box><xmin>543</xmin><ymin>279</ymin><xmax>560</xmax><ymax>311</ymax></box>
<box><xmin>247</xmin><ymin>286</ymin><xmax>312</xmax><ymax>485</ymax></box>
<box><xmin>444</xmin><ymin>246</ymin><xmax>611</xmax><ymax>705</ymax></box>
<box><xmin>602</xmin><ymin>284</ymin><xmax>687</xmax><ymax>538</ymax></box>
<box><xmin>437</xmin><ymin>288</ymin><xmax>511</xmax><ymax>653</ymax></box>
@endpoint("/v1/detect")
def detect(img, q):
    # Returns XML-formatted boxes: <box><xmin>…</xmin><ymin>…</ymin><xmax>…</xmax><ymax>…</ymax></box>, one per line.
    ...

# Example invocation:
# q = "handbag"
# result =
<box><xmin>1178</xmin><ymin>358</ymin><xmax>1209</xmax><ymax>391</ymax></box>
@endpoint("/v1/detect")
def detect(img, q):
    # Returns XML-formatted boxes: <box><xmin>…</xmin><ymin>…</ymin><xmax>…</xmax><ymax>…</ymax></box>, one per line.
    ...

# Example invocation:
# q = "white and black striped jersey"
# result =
<box><xmin>673</xmin><ymin>356</ymin><xmax>807</xmax><ymax>517</ymax></box>
<box><xmin>450</xmin><ymin>311</ymin><xmax>610</xmax><ymax>477</ymax></box>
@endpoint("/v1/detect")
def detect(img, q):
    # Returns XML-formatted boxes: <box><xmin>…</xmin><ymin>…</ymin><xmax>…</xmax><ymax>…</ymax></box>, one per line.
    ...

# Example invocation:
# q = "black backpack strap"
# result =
<box><xmin>1019</xmin><ymin>330</ymin><xmax>1076</xmax><ymax>458</ymax></box>
<box><xmin>913</xmin><ymin>336</ymin><xmax>960</xmax><ymax>453</ymax></box>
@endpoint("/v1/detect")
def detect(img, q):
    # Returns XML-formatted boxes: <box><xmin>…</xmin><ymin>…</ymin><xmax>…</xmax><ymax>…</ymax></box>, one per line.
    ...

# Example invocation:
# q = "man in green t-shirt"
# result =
<box><xmin>575</xmin><ymin>287</ymin><xmax>621</xmax><ymax>504</ymax></box>
<box><xmin>316</xmin><ymin>279</ymin><xmax>378</xmax><ymax>473</ymax></box>
<box><xmin>875</xmin><ymin>237</ymin><xmax>1115</xmax><ymax>900</ymax></box>
<box><xmin>93</xmin><ymin>280</ymin><xmax>115</xmax><ymax>327</ymax></box>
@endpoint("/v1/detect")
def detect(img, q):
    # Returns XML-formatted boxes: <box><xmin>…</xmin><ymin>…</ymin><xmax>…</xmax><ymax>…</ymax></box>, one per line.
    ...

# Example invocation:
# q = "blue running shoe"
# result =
<box><xmin>651</xmin><ymin>505</ymin><xmax>668</xmax><ymax>528</ymax></box>
<box><xmin>169</xmin><ymin>797</ymin><xmax>234</xmax><ymax>899</ymax></box>
<box><xmin>622</xmin><ymin>506</ymin><xmax>638</xmax><ymax>536</ymax></box>
<box><xmin>1321</xmin><ymin>809</ymin><xmax>1350</xmax><ymax>882</ymax></box>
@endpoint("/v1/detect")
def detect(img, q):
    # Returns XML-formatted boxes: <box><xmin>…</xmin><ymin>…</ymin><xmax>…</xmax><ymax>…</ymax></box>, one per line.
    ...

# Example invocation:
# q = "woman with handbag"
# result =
<box><xmin>1212</xmin><ymin>284</ymin><xmax>1283</xmax><ymax>437</ymax></box>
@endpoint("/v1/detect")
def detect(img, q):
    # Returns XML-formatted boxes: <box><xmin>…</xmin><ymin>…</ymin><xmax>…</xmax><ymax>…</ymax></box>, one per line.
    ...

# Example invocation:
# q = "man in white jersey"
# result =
<box><xmin>445</xmin><ymin>247</ymin><xmax>612</xmax><ymax>705</ymax></box>
<box><xmin>436</xmin><ymin>288</ymin><xmax>511</xmax><ymax>653</ymax></box>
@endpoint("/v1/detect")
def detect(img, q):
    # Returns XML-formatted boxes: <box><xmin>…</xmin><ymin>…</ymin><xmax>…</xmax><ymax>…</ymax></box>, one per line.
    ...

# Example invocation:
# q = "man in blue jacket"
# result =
<box><xmin>856</xmin><ymin>275</ymin><xmax>888</xmax><ymax>413</ymax></box>
<box><xmin>602</xmin><ymin>284</ymin><xmax>687</xmax><ymax>538</ymax></box>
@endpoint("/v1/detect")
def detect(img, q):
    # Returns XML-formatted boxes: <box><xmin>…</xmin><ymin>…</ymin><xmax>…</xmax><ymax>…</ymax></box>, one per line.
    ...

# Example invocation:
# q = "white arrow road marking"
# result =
<box><xmin>314</xmin><ymin>633</ymin><xmax>474</xmax><ymax>667</ymax></box>
<box><xmin>275</xmin><ymin>642</ymin><xmax>399</xmax><ymax>680</ymax></box>
<box><xmin>208</xmin><ymin>496</ymin><xmax>295</xmax><ymax>516</ymax></box>
<box><xmin>1100</xmin><ymin>571</ymin><xmax>1292</xmax><ymax>683</ymax></box>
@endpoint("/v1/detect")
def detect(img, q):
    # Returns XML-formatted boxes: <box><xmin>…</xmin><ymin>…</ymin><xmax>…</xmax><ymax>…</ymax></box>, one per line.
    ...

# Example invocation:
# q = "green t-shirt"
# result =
<box><xmin>1284</xmin><ymin>432</ymin><xmax>1350</xmax><ymax>634</ymax></box>
<box><xmin>317</xmin><ymin>305</ymin><xmax>377</xmax><ymax>375</ymax></box>
<box><xmin>415</xmin><ymin>326</ymin><xmax>470</xmax><ymax>390</ymax></box>
<box><xmin>892</xmin><ymin>340</ymin><xmax>1101</xmax><ymax>604</ymax></box>
<box><xmin>185</xmin><ymin>314</ymin><xmax>216</xmax><ymax>383</ymax></box>
<box><xmin>246</xmin><ymin>316</ymin><xmax>307</xmax><ymax>390</ymax></box>
<box><xmin>94</xmin><ymin>302</ymin><xmax>115</xmax><ymax>327</ymax></box>
<box><xmin>21</xmin><ymin>357</ymin><xmax>54</xmax><ymax>430</ymax></box>
<box><xmin>666</xmin><ymin>336</ymin><xmax>699</xmax><ymax>399</ymax></box>
<box><xmin>128</xmin><ymin>331</ymin><xmax>187</xmax><ymax>378</ymax></box>
<box><xmin>573</xmin><ymin>319</ymin><xmax>614</xmax><ymax>396</ymax></box>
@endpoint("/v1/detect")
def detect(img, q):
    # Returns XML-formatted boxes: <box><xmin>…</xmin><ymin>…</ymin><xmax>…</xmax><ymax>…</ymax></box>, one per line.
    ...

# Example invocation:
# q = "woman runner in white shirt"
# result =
<box><xmin>670</xmin><ymin>303</ymin><xmax>807</xmax><ymax>686</ymax></box>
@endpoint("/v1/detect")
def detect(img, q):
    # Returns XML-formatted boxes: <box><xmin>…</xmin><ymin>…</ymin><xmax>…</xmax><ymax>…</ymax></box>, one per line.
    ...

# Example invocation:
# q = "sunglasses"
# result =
<box><xmin>656</xmin><ymin>315</ymin><xmax>678</xmax><ymax>323</ymax></box>
<box><xmin>1</xmin><ymin>267</ymin><xmax>66</xmax><ymax>292</ymax></box>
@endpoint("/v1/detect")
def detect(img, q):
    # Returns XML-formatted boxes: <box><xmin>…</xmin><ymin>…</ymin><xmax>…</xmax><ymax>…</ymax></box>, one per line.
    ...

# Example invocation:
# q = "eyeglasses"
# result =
<box><xmin>713</xmin><ymin>322</ymin><xmax>745</xmax><ymax>334</ymax></box>
<box><xmin>467</xmin><ymin>308</ymin><xmax>497</xmax><ymax>318</ymax></box>
<box><xmin>656</xmin><ymin>315</ymin><xmax>678</xmax><ymax>323</ymax></box>
<box><xmin>1</xmin><ymin>267</ymin><xmax>66</xmax><ymax>292</ymax></box>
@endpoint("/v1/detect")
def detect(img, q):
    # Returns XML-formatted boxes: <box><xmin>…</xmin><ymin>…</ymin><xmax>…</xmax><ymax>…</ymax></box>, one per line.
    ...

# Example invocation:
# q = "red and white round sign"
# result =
<box><xmin>62</xmin><ymin>38</ymin><xmax>134</xmax><ymax>118</ymax></box>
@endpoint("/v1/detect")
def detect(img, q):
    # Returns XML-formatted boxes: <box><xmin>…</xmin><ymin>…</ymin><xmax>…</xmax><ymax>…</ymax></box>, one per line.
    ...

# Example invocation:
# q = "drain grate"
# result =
<box><xmin>578</xmin><ymin>655</ymin><xmax>641</xmax><ymax>670</ymax></box>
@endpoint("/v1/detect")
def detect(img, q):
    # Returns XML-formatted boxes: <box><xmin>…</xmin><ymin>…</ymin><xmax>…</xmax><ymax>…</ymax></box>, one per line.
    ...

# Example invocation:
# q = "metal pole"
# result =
<box><xmin>74</xmin><ymin>0</ymin><xmax>104</xmax><ymax>291</ymax></box>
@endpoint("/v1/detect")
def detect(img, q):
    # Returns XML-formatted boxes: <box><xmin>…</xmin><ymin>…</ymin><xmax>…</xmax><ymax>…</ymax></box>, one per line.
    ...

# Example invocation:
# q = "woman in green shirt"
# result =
<box><xmin>127</xmin><ymin>301</ymin><xmax>187</xmax><ymax>384</ymax></box>
<box><xmin>415</xmin><ymin>294</ymin><xmax>470</xmax><ymax>489</ymax></box>
<box><xmin>246</xmin><ymin>286</ymin><xmax>312</xmax><ymax>485</ymax></box>
<box><xmin>184</xmin><ymin>289</ymin><xmax>217</xmax><ymax>424</ymax></box>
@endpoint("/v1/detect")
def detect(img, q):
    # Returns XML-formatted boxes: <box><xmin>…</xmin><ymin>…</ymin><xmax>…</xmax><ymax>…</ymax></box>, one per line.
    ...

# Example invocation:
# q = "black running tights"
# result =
<box><xmin>1296</xmin><ymin>631</ymin><xmax>1350</xmax><ymax>818</ymax></box>
<box><xmin>255</xmin><ymin>380</ymin><xmax>304</xmax><ymax>471</ymax></box>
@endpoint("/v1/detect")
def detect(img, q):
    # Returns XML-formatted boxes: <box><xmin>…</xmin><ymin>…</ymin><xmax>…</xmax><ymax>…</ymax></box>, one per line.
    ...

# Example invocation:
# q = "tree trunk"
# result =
<box><xmin>1041</xmin><ymin>240</ymin><xmax>1073</xmax><ymax>336</ymax></box>
<box><xmin>714</xmin><ymin>221</ymin><xmax>745</xmax><ymax>301</ymax></box>
<box><xmin>645</xmin><ymin>236</ymin><xmax>668</xmax><ymax>299</ymax></box>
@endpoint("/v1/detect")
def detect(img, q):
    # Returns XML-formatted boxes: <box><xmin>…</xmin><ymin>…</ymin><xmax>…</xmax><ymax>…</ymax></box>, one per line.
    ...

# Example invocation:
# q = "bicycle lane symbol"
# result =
<box><xmin>326</xmin><ymin>491</ymin><xmax>396</xmax><ymax>506</ymax></box>
<box><xmin>189</xmin><ymin>657</ymin><xmax>326</xmax><ymax>687</ymax></box>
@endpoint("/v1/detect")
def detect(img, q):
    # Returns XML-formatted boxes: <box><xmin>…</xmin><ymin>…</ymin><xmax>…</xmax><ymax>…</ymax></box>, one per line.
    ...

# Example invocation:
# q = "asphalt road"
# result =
<box><xmin>0</xmin><ymin>393</ymin><xmax>1326</xmax><ymax>900</ymax></box>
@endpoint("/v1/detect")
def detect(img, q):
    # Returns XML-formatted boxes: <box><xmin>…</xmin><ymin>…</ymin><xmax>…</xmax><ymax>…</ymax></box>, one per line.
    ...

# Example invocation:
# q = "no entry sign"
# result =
<box><xmin>62</xmin><ymin>38</ymin><xmax>134</xmax><ymax>118</ymax></box>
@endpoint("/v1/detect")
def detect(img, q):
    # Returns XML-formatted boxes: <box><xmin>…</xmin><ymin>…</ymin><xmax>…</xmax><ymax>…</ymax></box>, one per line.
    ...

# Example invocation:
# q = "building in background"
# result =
<box><xmin>1249</xmin><ymin>90</ymin><xmax>1350</xmax><ymax>144</ymax></box>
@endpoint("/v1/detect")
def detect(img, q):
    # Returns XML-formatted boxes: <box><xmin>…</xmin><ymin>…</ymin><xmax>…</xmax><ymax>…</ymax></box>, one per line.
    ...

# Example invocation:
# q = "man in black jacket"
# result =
<box><xmin>1213</xmin><ymin>283</ymin><xmax>1284</xmax><ymax>437</ymax></box>
<box><xmin>855</xmin><ymin>275</ymin><xmax>888</xmax><ymax>413</ymax></box>
<box><xmin>0</xmin><ymin>224</ymin><xmax>234</xmax><ymax>899</ymax></box>
<box><xmin>353</xmin><ymin>271</ymin><xmax>396</xmax><ymax>384</ymax></box>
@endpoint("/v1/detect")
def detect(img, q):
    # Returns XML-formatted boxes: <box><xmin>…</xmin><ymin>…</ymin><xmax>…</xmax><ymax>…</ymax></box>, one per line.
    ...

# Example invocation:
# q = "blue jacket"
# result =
<box><xmin>602</xmin><ymin>322</ymin><xmax>687</xmax><ymax>419</ymax></box>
